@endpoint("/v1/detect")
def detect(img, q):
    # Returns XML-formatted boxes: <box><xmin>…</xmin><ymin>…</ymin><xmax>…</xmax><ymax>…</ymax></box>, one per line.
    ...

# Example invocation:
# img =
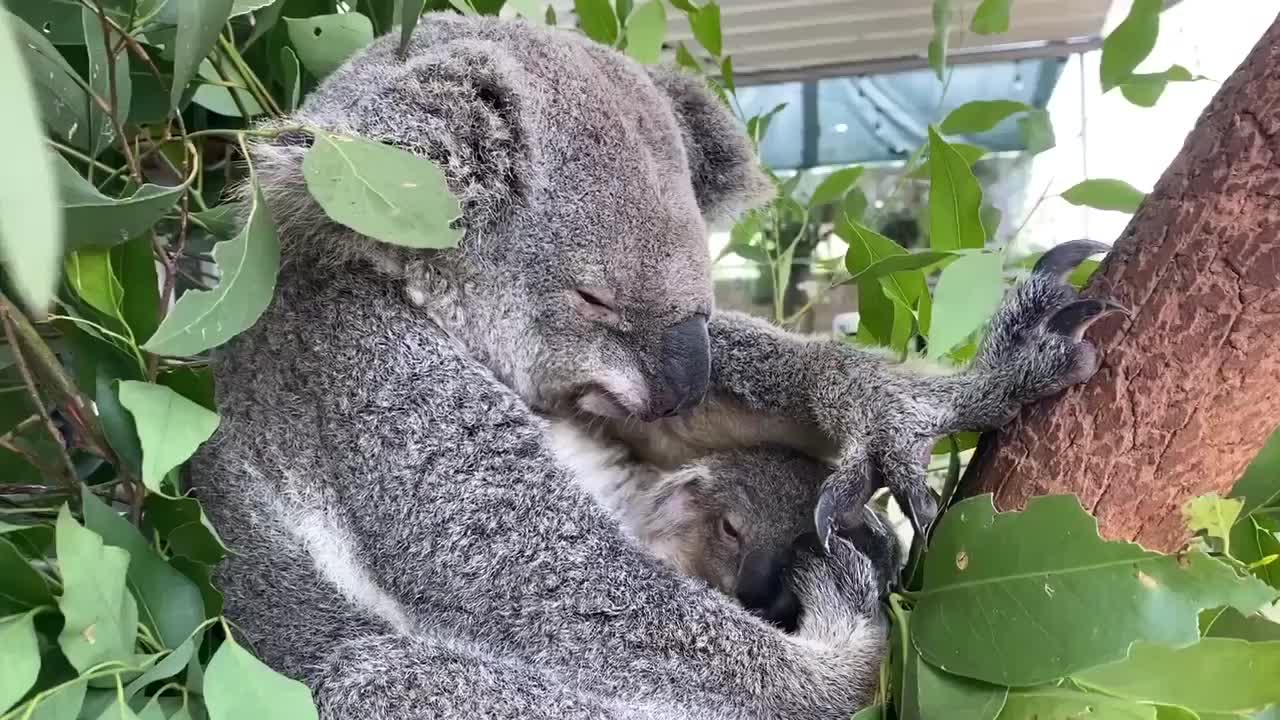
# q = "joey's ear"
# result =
<box><xmin>646</xmin><ymin>67</ymin><xmax>775</xmax><ymax>224</ymax></box>
<box><xmin>248</xmin><ymin>39</ymin><xmax>537</xmax><ymax>252</ymax></box>
<box><xmin>651</xmin><ymin>464</ymin><xmax>717</xmax><ymax>526</ymax></box>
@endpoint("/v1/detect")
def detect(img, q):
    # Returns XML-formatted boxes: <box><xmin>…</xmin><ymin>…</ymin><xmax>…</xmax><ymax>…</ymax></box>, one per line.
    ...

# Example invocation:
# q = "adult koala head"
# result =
<box><xmin>250</xmin><ymin>13</ymin><xmax>772</xmax><ymax>420</ymax></box>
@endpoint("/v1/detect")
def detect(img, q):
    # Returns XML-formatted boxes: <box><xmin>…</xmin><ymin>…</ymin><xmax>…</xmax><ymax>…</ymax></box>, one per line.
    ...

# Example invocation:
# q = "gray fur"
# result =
<box><xmin>194</xmin><ymin>12</ymin><xmax>1112</xmax><ymax>720</ymax></box>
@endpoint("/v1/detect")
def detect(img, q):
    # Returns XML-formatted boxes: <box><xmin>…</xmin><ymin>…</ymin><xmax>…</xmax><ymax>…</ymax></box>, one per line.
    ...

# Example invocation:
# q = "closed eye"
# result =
<box><xmin>720</xmin><ymin>517</ymin><xmax>740</xmax><ymax>542</ymax></box>
<box><xmin>576</xmin><ymin>287</ymin><xmax>616</xmax><ymax>311</ymax></box>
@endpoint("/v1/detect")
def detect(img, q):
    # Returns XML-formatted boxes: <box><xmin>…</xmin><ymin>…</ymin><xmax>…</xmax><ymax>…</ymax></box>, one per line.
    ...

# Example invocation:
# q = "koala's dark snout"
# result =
<box><xmin>736</xmin><ymin>547</ymin><xmax>801</xmax><ymax>632</ymax></box>
<box><xmin>651</xmin><ymin>315</ymin><xmax>710</xmax><ymax>418</ymax></box>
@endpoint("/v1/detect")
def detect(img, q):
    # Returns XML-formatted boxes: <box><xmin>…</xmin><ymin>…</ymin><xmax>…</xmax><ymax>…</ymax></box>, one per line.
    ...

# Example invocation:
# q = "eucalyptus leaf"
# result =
<box><xmin>1061</xmin><ymin>179</ymin><xmax>1146</xmax><ymax>213</ymax></box>
<box><xmin>1231</xmin><ymin>428</ymin><xmax>1280</xmax><ymax>519</ymax></box>
<box><xmin>1121</xmin><ymin>65</ymin><xmax>1197</xmax><ymax>107</ymax></box>
<box><xmin>848</xmin><ymin>251</ymin><xmax>961</xmax><ymax>283</ymax></box>
<box><xmin>280</xmin><ymin>47</ymin><xmax>302</xmax><ymax>112</ymax></box>
<box><xmin>82</xmin><ymin>6</ymin><xmax>131</xmax><ymax>156</ymax></box>
<box><xmin>192</xmin><ymin>58</ymin><xmax>265</xmax><ymax>117</ymax></box>
<box><xmin>399</xmin><ymin>0</ymin><xmax>424</xmax><ymax>56</ymax></box>
<box><xmin>913</xmin><ymin>494</ymin><xmax>1278</xmax><ymax>686</ymax></box>
<box><xmin>689</xmin><ymin>2</ymin><xmax>722</xmax><ymax>57</ymax></box>
<box><xmin>55</xmin><ymin>506</ymin><xmax>140</xmax><ymax>673</ymax></box>
<box><xmin>1201</xmin><ymin>607</ymin><xmax>1280</xmax><ymax>642</ymax></box>
<box><xmin>143</xmin><ymin>493</ymin><xmax>229</xmax><ymax>565</ymax></box>
<box><xmin>6</xmin><ymin>8</ymin><xmax>92</xmax><ymax>149</ymax></box>
<box><xmin>112</xmin><ymin>236</ymin><xmax>162</xmax><ymax>343</ymax></box>
<box><xmin>302</xmin><ymin>130</ymin><xmax>463</xmax><ymax>249</ymax></box>
<box><xmin>1183</xmin><ymin>493</ymin><xmax>1243</xmax><ymax>552</ymax></box>
<box><xmin>118</xmin><ymin>381</ymin><xmax>221</xmax><ymax>492</ymax></box>
<box><xmin>926</xmin><ymin>252</ymin><xmax>1003</xmax><ymax>359</ymax></box>
<box><xmin>81</xmin><ymin>488</ymin><xmax>206</xmax><ymax>649</ymax></box>
<box><xmin>916</xmin><ymin>656</ymin><xmax>1008</xmax><ymax>720</ymax></box>
<box><xmin>1018</xmin><ymin>109</ymin><xmax>1056</xmax><ymax>155</ymax></box>
<box><xmin>808</xmin><ymin>167</ymin><xmax>865</xmax><ymax>208</ymax></box>
<box><xmin>850</xmin><ymin>706</ymin><xmax>882</xmax><ymax>720</ymax></box>
<box><xmin>65</xmin><ymin>250</ymin><xmax>125</xmax><ymax>321</ymax></box>
<box><xmin>928</xmin><ymin>0</ymin><xmax>950</xmax><ymax>81</ymax></box>
<box><xmin>998</xmin><ymin>688</ymin><xmax>1157</xmax><ymax>720</ymax></box>
<box><xmin>89</xmin><ymin>694</ymin><xmax>142</xmax><ymax>720</ymax></box>
<box><xmin>172</xmin><ymin>0</ymin><xmax>235</xmax><ymax>109</ymax></box>
<box><xmin>574</xmin><ymin>0</ymin><xmax>618</xmax><ymax>45</ymax></box>
<box><xmin>840</xmin><ymin>217</ymin><xmax>928</xmax><ymax>306</ymax></box>
<box><xmin>0</xmin><ymin>10</ymin><xmax>65</xmax><ymax>314</ymax></box>
<box><xmin>909</xmin><ymin>143</ymin><xmax>985</xmax><ymax>179</ymax></box>
<box><xmin>1100</xmin><ymin>0</ymin><xmax>1161</xmax><ymax>92</ymax></box>
<box><xmin>939</xmin><ymin>100</ymin><xmax>1032</xmax><ymax>135</ymax></box>
<box><xmin>205</xmin><ymin>638</ymin><xmax>318</xmax><ymax>720</ymax></box>
<box><xmin>624</xmin><ymin>0</ymin><xmax>665</xmax><ymax>64</ymax></box>
<box><xmin>124</xmin><ymin>633</ymin><xmax>198</xmax><ymax>699</ymax></box>
<box><xmin>142</xmin><ymin>176</ymin><xmax>278</xmax><ymax>357</ymax></box>
<box><xmin>8</xmin><ymin>0</ymin><xmax>130</xmax><ymax>44</ymax></box>
<box><xmin>56</xmin><ymin>153</ymin><xmax>188</xmax><ymax>250</ymax></box>
<box><xmin>969</xmin><ymin>0</ymin><xmax>1010</xmax><ymax>35</ymax></box>
<box><xmin>285</xmin><ymin>13</ymin><xmax>374</xmax><ymax>79</ymax></box>
<box><xmin>23</xmin><ymin>680</ymin><xmax>88</xmax><ymax>720</ymax></box>
<box><xmin>1231</xmin><ymin>518</ymin><xmax>1280</xmax><ymax>589</ymax></box>
<box><xmin>1075</xmin><ymin>639</ymin><xmax>1280</xmax><ymax>714</ymax></box>
<box><xmin>0</xmin><ymin>610</ymin><xmax>41</xmax><ymax>714</ymax></box>
<box><xmin>928</xmin><ymin>126</ymin><xmax>986</xmax><ymax>252</ymax></box>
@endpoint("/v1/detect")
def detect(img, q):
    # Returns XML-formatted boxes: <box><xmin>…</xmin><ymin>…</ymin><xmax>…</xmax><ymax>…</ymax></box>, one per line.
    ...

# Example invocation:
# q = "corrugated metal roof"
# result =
<box><xmin>553</xmin><ymin>0</ymin><xmax>1112</xmax><ymax>79</ymax></box>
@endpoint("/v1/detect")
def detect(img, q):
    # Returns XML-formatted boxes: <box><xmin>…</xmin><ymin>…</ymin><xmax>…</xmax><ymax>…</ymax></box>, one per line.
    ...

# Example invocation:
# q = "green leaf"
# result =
<box><xmin>851</xmin><ymin>706</ymin><xmax>883</xmax><ymax>720</ymax></box>
<box><xmin>143</xmin><ymin>493</ymin><xmax>229</xmax><ymax>565</ymax></box>
<box><xmin>848</xmin><ymin>251</ymin><xmax>961</xmax><ymax>283</ymax></box>
<box><xmin>808</xmin><ymin>167</ymin><xmax>865</xmax><ymax>208</ymax></box>
<box><xmin>969</xmin><ymin>0</ymin><xmax>1010</xmax><ymax>35</ymax></box>
<box><xmin>81</xmin><ymin>488</ymin><xmax>207</xmax><ymax>649</ymax></box>
<box><xmin>720</xmin><ymin>56</ymin><xmax>734</xmax><ymax>93</ymax></box>
<box><xmin>928</xmin><ymin>126</ymin><xmax>986</xmax><ymax>252</ymax></box>
<box><xmin>624</xmin><ymin>0</ymin><xmax>665</xmax><ymax>64</ymax></box>
<box><xmin>117</xmin><ymin>381</ymin><xmax>220</xmax><ymax>493</ymax></box>
<box><xmin>0</xmin><ymin>610</ymin><xmax>41</xmax><ymax>714</ymax></box>
<box><xmin>113</xmin><ymin>236</ymin><xmax>162</xmax><ymax>345</ymax></box>
<box><xmin>172</xmin><ymin>0</ymin><xmax>234</xmax><ymax>109</ymax></box>
<box><xmin>280</xmin><ymin>47</ymin><xmax>302</xmax><ymax>112</ymax></box>
<box><xmin>124</xmin><ymin>633</ymin><xmax>198</xmax><ymax>699</ymax></box>
<box><xmin>0</xmin><ymin>11</ymin><xmax>65</xmax><ymax>315</ymax></box>
<box><xmin>916</xmin><ymin>657</ymin><xmax>1009</xmax><ymax>720</ymax></box>
<box><xmin>1201</xmin><ymin>607</ymin><xmax>1280</xmax><ymax>642</ymax></box>
<box><xmin>285</xmin><ymin>13</ymin><xmax>374</xmax><ymax>79</ymax></box>
<box><xmin>1231</xmin><ymin>428</ymin><xmax>1280</xmax><ymax>519</ymax></box>
<box><xmin>928</xmin><ymin>0</ymin><xmax>950</xmax><ymax>81</ymax></box>
<box><xmin>1184</xmin><ymin>493</ymin><xmax>1243</xmax><ymax>552</ymax></box>
<box><xmin>192</xmin><ymin>58</ymin><xmax>264</xmax><ymax>117</ymax></box>
<box><xmin>926</xmin><ymin>252</ymin><xmax>1003</xmax><ymax>359</ymax></box>
<box><xmin>913</xmin><ymin>494</ymin><xmax>1278</xmax><ymax>686</ymax></box>
<box><xmin>1100</xmin><ymin>0</ymin><xmax>1161</xmax><ymax>92</ymax></box>
<box><xmin>998</xmin><ymin>688</ymin><xmax>1157</xmax><ymax>720</ymax></box>
<box><xmin>8</xmin><ymin>0</ymin><xmax>129</xmax><ymax>44</ymax></box>
<box><xmin>82</xmin><ymin>6</ymin><xmax>131</xmax><ymax>157</ymax></box>
<box><xmin>0</xmin><ymin>536</ymin><xmax>55</xmax><ymax>617</ymax></box>
<box><xmin>1231</xmin><ymin>518</ymin><xmax>1280</xmax><ymax>589</ymax></box>
<box><xmin>205</xmin><ymin>637</ymin><xmax>318</xmax><ymax>720</ymax></box>
<box><xmin>1061</xmin><ymin>178</ymin><xmax>1146</xmax><ymax>213</ymax></box>
<box><xmin>56</xmin><ymin>153</ymin><xmax>187</xmax><ymax>250</ymax></box>
<box><xmin>1018</xmin><ymin>109</ymin><xmax>1056</xmax><ymax>155</ymax></box>
<box><xmin>1075</xmin><ymin>639</ymin><xmax>1280</xmax><ymax>714</ymax></box>
<box><xmin>910</xmin><ymin>142</ymin><xmax>986</xmax><ymax>178</ymax></box>
<box><xmin>505</xmin><ymin>0</ymin><xmax>546</xmax><ymax>20</ymax></box>
<box><xmin>675</xmin><ymin>42</ymin><xmax>702</xmax><ymax>73</ymax></box>
<box><xmin>689</xmin><ymin>2</ymin><xmax>721</xmax><ymax>57</ymax></box>
<box><xmin>20</xmin><ymin>679</ymin><xmax>88</xmax><ymax>720</ymax></box>
<box><xmin>1120</xmin><ymin>65</ymin><xmax>1197</xmax><ymax>107</ymax></box>
<box><xmin>88</xmin><ymin>692</ymin><xmax>142</xmax><ymax>720</ymax></box>
<box><xmin>939</xmin><ymin>100</ymin><xmax>1033</xmax><ymax>135</ymax></box>
<box><xmin>7</xmin><ymin>8</ymin><xmax>92</xmax><ymax>148</ymax></box>
<box><xmin>574</xmin><ymin>0</ymin><xmax>618</xmax><ymax>45</ymax></box>
<box><xmin>980</xmin><ymin>204</ymin><xmax>1002</xmax><ymax>241</ymax></box>
<box><xmin>142</xmin><ymin>175</ymin><xmax>278</xmax><ymax>357</ymax></box>
<box><xmin>840</xmin><ymin>217</ymin><xmax>928</xmax><ymax>306</ymax></box>
<box><xmin>55</xmin><ymin>505</ymin><xmax>140</xmax><ymax>673</ymax></box>
<box><xmin>303</xmin><ymin>130</ymin><xmax>463</xmax><ymax>250</ymax></box>
<box><xmin>399</xmin><ymin>0</ymin><xmax>424</xmax><ymax>56</ymax></box>
<box><xmin>65</xmin><ymin>250</ymin><xmax>125</xmax><ymax>321</ymax></box>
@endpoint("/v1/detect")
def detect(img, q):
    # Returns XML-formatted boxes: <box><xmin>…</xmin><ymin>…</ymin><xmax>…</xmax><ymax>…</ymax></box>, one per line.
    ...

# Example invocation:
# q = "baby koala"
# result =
<box><xmin>550</xmin><ymin>422</ymin><xmax>900</xmax><ymax>630</ymax></box>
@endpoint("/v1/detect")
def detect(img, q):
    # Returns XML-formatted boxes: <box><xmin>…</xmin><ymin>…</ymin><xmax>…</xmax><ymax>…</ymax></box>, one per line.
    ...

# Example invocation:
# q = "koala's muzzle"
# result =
<box><xmin>736</xmin><ymin>546</ymin><xmax>801</xmax><ymax>632</ymax></box>
<box><xmin>650</xmin><ymin>315</ymin><xmax>710</xmax><ymax>418</ymax></box>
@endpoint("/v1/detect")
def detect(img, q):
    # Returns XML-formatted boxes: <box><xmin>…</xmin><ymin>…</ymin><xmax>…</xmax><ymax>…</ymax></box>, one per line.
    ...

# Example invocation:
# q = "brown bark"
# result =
<box><xmin>966</xmin><ymin>14</ymin><xmax>1280</xmax><ymax>553</ymax></box>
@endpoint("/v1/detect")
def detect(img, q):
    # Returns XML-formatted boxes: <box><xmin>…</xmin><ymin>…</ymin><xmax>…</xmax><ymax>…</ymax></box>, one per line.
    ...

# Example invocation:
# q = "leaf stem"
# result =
<box><xmin>0</xmin><ymin>308</ymin><xmax>80</xmax><ymax>494</ymax></box>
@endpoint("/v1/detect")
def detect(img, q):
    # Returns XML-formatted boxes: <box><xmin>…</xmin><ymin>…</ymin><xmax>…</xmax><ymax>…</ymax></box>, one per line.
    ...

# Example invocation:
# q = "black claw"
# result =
<box><xmin>902</xmin><ymin>488</ymin><xmax>939</xmax><ymax>541</ymax></box>
<box><xmin>1046</xmin><ymin>298</ymin><xmax>1130</xmax><ymax>341</ymax></box>
<box><xmin>1033</xmin><ymin>239</ymin><xmax>1112</xmax><ymax>278</ymax></box>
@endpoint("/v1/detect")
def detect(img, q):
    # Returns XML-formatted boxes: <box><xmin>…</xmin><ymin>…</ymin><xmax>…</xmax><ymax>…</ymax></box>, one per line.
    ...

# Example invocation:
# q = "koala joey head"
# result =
<box><xmin>248</xmin><ymin>15</ymin><xmax>773</xmax><ymax>421</ymax></box>
<box><xmin>637</xmin><ymin>448</ymin><xmax>832</xmax><ymax>631</ymax></box>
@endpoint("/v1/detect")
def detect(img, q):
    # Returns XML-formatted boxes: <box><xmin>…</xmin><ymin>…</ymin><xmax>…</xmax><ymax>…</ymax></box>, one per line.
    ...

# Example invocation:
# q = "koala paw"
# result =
<box><xmin>976</xmin><ymin>239</ymin><xmax>1128</xmax><ymax>399</ymax></box>
<box><xmin>788</xmin><ymin>533</ymin><xmax>884</xmax><ymax>628</ymax></box>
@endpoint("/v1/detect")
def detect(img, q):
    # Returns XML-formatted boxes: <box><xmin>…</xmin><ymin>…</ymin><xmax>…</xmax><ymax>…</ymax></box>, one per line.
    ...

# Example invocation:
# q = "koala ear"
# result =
<box><xmin>646</xmin><ymin>67</ymin><xmax>775</xmax><ymax>224</ymax></box>
<box><xmin>650</xmin><ymin>464</ymin><xmax>716</xmax><ymax>527</ymax></box>
<box><xmin>248</xmin><ymin>38</ymin><xmax>536</xmax><ymax>255</ymax></box>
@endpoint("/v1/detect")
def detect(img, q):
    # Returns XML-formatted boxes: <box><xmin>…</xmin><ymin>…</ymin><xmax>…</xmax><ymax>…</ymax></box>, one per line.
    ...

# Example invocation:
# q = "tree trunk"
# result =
<box><xmin>966</xmin><ymin>14</ymin><xmax>1280</xmax><ymax>553</ymax></box>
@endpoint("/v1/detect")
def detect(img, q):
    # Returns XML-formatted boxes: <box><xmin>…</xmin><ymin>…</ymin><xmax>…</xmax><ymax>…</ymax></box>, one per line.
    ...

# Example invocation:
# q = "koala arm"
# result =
<box><xmin>617</xmin><ymin>241</ymin><xmax>1124</xmax><ymax>540</ymax></box>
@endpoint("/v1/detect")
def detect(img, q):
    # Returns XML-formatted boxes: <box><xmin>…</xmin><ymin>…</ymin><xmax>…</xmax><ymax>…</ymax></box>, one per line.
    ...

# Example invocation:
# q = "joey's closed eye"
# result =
<box><xmin>574</xmin><ymin>287</ymin><xmax>621</xmax><ymax>322</ymax></box>
<box><xmin>720</xmin><ymin>517</ymin><xmax>740</xmax><ymax>542</ymax></box>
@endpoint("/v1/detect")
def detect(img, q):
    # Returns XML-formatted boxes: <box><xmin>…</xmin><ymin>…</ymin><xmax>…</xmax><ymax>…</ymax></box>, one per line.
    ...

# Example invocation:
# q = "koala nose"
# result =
<box><xmin>650</xmin><ymin>315</ymin><xmax>710</xmax><ymax>418</ymax></box>
<box><xmin>736</xmin><ymin>547</ymin><xmax>801</xmax><ymax>632</ymax></box>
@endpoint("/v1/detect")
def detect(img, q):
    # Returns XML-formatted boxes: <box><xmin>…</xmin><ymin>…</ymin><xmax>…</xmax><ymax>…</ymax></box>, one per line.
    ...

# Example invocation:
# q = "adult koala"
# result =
<box><xmin>193</xmin><ymin>11</ymin><xmax>1117</xmax><ymax>719</ymax></box>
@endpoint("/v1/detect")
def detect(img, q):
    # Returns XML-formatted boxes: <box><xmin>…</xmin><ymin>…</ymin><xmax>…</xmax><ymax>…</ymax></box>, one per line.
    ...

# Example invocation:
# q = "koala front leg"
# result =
<box><xmin>640</xmin><ymin>240</ymin><xmax>1122</xmax><ymax>544</ymax></box>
